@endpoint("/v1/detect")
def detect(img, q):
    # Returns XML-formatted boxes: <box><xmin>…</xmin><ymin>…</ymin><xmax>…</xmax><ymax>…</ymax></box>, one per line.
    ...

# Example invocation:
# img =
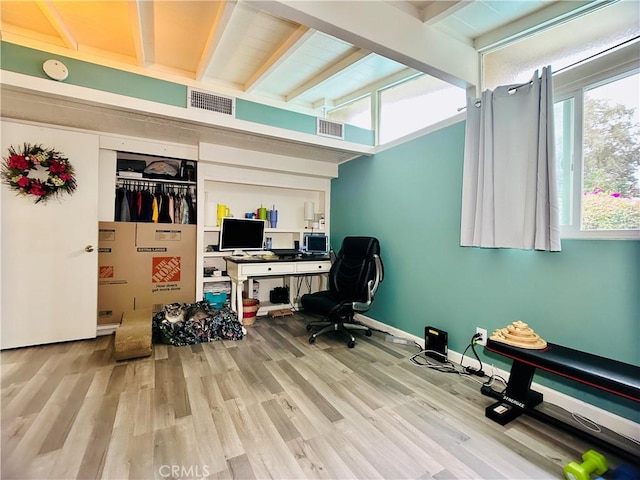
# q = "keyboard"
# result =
<box><xmin>301</xmin><ymin>253</ymin><xmax>330</xmax><ymax>259</ymax></box>
<box><xmin>271</xmin><ymin>249</ymin><xmax>301</xmax><ymax>257</ymax></box>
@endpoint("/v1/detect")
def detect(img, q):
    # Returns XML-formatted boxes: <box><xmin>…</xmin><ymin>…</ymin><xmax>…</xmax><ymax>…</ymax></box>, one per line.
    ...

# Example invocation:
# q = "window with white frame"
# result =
<box><xmin>378</xmin><ymin>74</ymin><xmax>466</xmax><ymax>145</ymax></box>
<box><xmin>482</xmin><ymin>0</ymin><xmax>639</xmax><ymax>90</ymax></box>
<box><xmin>482</xmin><ymin>1</ymin><xmax>640</xmax><ymax>239</ymax></box>
<box><xmin>555</xmin><ymin>67</ymin><xmax>639</xmax><ymax>238</ymax></box>
<box><xmin>326</xmin><ymin>95</ymin><xmax>372</xmax><ymax>130</ymax></box>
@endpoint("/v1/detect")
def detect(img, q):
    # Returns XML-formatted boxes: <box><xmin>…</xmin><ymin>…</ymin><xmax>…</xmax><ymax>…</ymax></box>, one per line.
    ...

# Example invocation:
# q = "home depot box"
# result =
<box><xmin>98</xmin><ymin>223</ymin><xmax>136</xmax><ymax>325</ymax></box>
<box><xmin>132</xmin><ymin>223</ymin><xmax>196</xmax><ymax>312</ymax></box>
<box><xmin>97</xmin><ymin>222</ymin><xmax>196</xmax><ymax>325</ymax></box>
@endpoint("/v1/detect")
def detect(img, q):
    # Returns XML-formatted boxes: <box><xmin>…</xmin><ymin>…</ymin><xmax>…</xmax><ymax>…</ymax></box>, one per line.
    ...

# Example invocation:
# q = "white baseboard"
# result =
<box><xmin>357</xmin><ymin>314</ymin><xmax>640</xmax><ymax>443</ymax></box>
<box><xmin>96</xmin><ymin>324</ymin><xmax>119</xmax><ymax>336</ymax></box>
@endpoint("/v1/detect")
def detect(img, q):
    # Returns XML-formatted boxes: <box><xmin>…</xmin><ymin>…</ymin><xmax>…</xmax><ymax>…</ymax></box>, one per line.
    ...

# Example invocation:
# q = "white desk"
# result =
<box><xmin>225</xmin><ymin>256</ymin><xmax>331</xmax><ymax>319</ymax></box>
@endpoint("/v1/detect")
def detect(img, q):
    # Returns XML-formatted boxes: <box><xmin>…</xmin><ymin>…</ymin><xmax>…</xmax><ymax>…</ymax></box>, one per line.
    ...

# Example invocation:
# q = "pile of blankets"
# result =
<box><xmin>152</xmin><ymin>301</ymin><xmax>244</xmax><ymax>346</ymax></box>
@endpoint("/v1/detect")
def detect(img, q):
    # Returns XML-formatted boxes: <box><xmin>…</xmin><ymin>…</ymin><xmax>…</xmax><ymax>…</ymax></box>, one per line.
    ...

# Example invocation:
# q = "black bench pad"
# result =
<box><xmin>485</xmin><ymin>339</ymin><xmax>640</xmax><ymax>402</ymax></box>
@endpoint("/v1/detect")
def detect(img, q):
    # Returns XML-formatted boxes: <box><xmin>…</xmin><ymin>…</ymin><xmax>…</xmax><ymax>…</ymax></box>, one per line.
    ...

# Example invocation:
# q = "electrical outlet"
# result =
<box><xmin>475</xmin><ymin>327</ymin><xmax>487</xmax><ymax>346</ymax></box>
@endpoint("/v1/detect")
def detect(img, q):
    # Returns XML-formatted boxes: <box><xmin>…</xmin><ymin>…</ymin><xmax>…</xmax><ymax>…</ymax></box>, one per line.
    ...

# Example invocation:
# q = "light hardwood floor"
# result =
<box><xmin>0</xmin><ymin>313</ymin><xmax>609</xmax><ymax>479</ymax></box>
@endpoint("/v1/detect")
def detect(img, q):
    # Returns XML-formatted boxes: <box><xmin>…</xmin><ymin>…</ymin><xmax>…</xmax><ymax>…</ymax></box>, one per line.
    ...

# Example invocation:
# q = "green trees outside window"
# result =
<box><xmin>582</xmin><ymin>73</ymin><xmax>640</xmax><ymax>231</ymax></box>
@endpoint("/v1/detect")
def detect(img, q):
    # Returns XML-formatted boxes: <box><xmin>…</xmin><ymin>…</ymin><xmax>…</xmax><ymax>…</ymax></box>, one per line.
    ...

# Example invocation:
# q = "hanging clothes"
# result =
<box><xmin>114</xmin><ymin>180</ymin><xmax>196</xmax><ymax>224</ymax></box>
<box><xmin>115</xmin><ymin>187</ymin><xmax>125</xmax><ymax>221</ymax></box>
<box><xmin>141</xmin><ymin>188</ymin><xmax>153</xmax><ymax>222</ymax></box>
<box><xmin>120</xmin><ymin>189</ymin><xmax>131</xmax><ymax>222</ymax></box>
<box><xmin>152</xmin><ymin>195</ymin><xmax>159</xmax><ymax>223</ymax></box>
<box><xmin>169</xmin><ymin>193</ymin><xmax>175</xmax><ymax>223</ymax></box>
<box><xmin>158</xmin><ymin>191</ymin><xmax>172</xmax><ymax>223</ymax></box>
<box><xmin>129</xmin><ymin>189</ymin><xmax>140</xmax><ymax>222</ymax></box>
<box><xmin>187</xmin><ymin>188</ymin><xmax>196</xmax><ymax>224</ymax></box>
<box><xmin>174</xmin><ymin>191</ymin><xmax>183</xmax><ymax>224</ymax></box>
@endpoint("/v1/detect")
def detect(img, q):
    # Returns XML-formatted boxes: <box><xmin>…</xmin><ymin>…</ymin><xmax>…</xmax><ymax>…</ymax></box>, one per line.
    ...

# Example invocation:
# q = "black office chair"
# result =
<box><xmin>301</xmin><ymin>236</ymin><xmax>384</xmax><ymax>348</ymax></box>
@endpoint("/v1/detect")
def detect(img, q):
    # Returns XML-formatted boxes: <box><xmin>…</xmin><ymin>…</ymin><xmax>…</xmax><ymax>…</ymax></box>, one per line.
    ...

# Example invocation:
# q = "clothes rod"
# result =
<box><xmin>116</xmin><ymin>176</ymin><xmax>195</xmax><ymax>186</ymax></box>
<box><xmin>458</xmin><ymin>79</ymin><xmax>534</xmax><ymax>111</ymax></box>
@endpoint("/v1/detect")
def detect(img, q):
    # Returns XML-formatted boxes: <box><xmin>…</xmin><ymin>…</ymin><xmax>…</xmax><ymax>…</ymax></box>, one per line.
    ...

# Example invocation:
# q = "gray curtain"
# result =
<box><xmin>460</xmin><ymin>66</ymin><xmax>561</xmax><ymax>251</ymax></box>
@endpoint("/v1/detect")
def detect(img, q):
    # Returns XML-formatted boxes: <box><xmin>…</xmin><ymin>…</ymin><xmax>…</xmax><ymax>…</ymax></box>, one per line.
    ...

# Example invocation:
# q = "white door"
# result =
<box><xmin>1</xmin><ymin>121</ymin><xmax>99</xmax><ymax>349</ymax></box>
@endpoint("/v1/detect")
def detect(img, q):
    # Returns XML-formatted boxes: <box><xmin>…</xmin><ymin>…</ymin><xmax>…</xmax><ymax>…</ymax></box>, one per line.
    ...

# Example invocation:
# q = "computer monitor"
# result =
<box><xmin>219</xmin><ymin>217</ymin><xmax>265</xmax><ymax>254</ymax></box>
<box><xmin>303</xmin><ymin>233</ymin><xmax>329</xmax><ymax>255</ymax></box>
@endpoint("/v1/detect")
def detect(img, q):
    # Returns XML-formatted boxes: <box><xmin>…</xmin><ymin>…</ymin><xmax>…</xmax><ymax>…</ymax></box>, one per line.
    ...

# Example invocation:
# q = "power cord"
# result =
<box><xmin>410</xmin><ymin>349</ymin><xmax>460</xmax><ymax>373</ymax></box>
<box><xmin>460</xmin><ymin>333</ymin><xmax>485</xmax><ymax>377</ymax></box>
<box><xmin>408</xmin><ymin>340</ymin><xmax>513</xmax><ymax>391</ymax></box>
<box><xmin>291</xmin><ymin>276</ymin><xmax>314</xmax><ymax>311</ymax></box>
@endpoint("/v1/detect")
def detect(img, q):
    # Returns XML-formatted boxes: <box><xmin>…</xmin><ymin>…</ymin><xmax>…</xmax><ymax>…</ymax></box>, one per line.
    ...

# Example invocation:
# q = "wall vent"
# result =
<box><xmin>317</xmin><ymin>118</ymin><xmax>344</xmax><ymax>139</ymax></box>
<box><xmin>187</xmin><ymin>88</ymin><xmax>234</xmax><ymax>116</ymax></box>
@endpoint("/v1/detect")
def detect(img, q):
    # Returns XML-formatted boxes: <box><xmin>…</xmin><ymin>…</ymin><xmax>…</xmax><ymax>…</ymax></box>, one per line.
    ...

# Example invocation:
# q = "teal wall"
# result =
<box><xmin>1</xmin><ymin>42</ymin><xmax>186</xmax><ymax>106</ymax></box>
<box><xmin>331</xmin><ymin>120</ymin><xmax>640</xmax><ymax>422</ymax></box>
<box><xmin>236</xmin><ymin>99</ymin><xmax>374</xmax><ymax>144</ymax></box>
<box><xmin>0</xmin><ymin>41</ymin><xmax>374</xmax><ymax>146</ymax></box>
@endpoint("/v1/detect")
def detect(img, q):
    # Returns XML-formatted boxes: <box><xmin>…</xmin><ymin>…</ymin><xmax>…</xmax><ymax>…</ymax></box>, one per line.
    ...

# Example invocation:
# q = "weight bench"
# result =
<box><xmin>482</xmin><ymin>339</ymin><xmax>640</xmax><ymax>464</ymax></box>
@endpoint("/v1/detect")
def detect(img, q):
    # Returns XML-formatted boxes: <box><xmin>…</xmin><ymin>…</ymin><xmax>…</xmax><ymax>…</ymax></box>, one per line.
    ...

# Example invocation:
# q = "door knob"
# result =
<box><xmin>85</xmin><ymin>245</ymin><xmax>95</xmax><ymax>252</ymax></box>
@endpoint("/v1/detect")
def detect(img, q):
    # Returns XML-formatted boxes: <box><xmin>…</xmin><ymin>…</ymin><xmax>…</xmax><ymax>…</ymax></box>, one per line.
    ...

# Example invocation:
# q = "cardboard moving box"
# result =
<box><xmin>98</xmin><ymin>223</ymin><xmax>136</xmax><ymax>325</ymax></box>
<box><xmin>98</xmin><ymin>222</ymin><xmax>196</xmax><ymax>325</ymax></box>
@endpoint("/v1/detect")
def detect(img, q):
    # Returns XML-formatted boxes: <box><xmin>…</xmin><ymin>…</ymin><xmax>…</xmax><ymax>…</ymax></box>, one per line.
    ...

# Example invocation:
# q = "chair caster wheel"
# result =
<box><xmin>348</xmin><ymin>340</ymin><xmax>355</xmax><ymax>348</ymax></box>
<box><xmin>306</xmin><ymin>324</ymin><xmax>313</xmax><ymax>332</ymax></box>
<box><xmin>365</xmin><ymin>330</ymin><xmax>372</xmax><ymax>337</ymax></box>
<box><xmin>309</xmin><ymin>336</ymin><xmax>316</xmax><ymax>344</ymax></box>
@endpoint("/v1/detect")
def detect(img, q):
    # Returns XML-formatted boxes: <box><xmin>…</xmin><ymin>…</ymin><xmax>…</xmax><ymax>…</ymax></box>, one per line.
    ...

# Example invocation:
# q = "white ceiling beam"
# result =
<box><xmin>248</xmin><ymin>0</ymin><xmax>478</xmax><ymax>89</ymax></box>
<box><xmin>196</xmin><ymin>0</ymin><xmax>237</xmax><ymax>81</ymax></box>
<box><xmin>35</xmin><ymin>0</ymin><xmax>77</xmax><ymax>50</ymax></box>
<box><xmin>385</xmin><ymin>1</ymin><xmax>422</xmax><ymax>20</ymax></box>
<box><xmin>286</xmin><ymin>49</ymin><xmax>373</xmax><ymax>102</ymax></box>
<box><xmin>331</xmin><ymin>68</ymin><xmax>422</xmax><ymax>108</ymax></box>
<box><xmin>244</xmin><ymin>25</ymin><xmax>314</xmax><ymax>93</ymax></box>
<box><xmin>312</xmin><ymin>97</ymin><xmax>331</xmax><ymax>110</ymax></box>
<box><xmin>420</xmin><ymin>1</ymin><xmax>473</xmax><ymax>25</ymax></box>
<box><xmin>0</xmin><ymin>26</ymin><xmax>67</xmax><ymax>49</ymax></box>
<box><xmin>128</xmin><ymin>0</ymin><xmax>154</xmax><ymax>67</ymax></box>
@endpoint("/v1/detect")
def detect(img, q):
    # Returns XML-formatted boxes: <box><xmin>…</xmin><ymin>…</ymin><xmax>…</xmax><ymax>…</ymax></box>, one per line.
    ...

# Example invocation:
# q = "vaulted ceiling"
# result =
<box><xmin>1</xmin><ymin>0</ymin><xmax>582</xmax><ymax>117</ymax></box>
<box><xmin>2</xmin><ymin>1</ymin><xmax>622</xmax><ymax>163</ymax></box>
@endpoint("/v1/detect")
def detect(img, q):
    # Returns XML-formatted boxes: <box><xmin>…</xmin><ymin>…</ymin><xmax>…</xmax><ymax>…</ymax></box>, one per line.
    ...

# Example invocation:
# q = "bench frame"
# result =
<box><xmin>481</xmin><ymin>339</ymin><xmax>640</xmax><ymax>464</ymax></box>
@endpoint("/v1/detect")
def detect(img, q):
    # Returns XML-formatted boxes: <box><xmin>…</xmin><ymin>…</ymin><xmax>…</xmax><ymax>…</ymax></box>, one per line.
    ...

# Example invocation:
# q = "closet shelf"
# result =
<box><xmin>116</xmin><ymin>175</ymin><xmax>196</xmax><ymax>186</ymax></box>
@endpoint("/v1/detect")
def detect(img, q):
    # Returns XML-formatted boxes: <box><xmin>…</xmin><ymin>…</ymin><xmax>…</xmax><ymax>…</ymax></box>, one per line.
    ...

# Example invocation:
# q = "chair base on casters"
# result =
<box><xmin>307</xmin><ymin>320</ymin><xmax>372</xmax><ymax>348</ymax></box>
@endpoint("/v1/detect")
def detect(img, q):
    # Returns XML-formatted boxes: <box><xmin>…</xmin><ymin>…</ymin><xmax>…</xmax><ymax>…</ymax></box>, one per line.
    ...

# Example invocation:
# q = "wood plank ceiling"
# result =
<box><xmin>0</xmin><ymin>0</ymin><xmax>554</xmax><ymax>117</ymax></box>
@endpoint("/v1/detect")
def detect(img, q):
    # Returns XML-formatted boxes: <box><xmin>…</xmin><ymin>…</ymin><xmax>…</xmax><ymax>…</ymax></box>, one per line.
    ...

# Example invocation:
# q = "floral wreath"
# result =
<box><xmin>1</xmin><ymin>143</ymin><xmax>77</xmax><ymax>204</ymax></box>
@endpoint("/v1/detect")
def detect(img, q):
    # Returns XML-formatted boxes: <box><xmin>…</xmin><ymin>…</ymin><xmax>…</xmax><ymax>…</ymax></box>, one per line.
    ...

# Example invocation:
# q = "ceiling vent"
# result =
<box><xmin>187</xmin><ymin>88</ymin><xmax>234</xmax><ymax>116</ymax></box>
<box><xmin>317</xmin><ymin>118</ymin><xmax>344</xmax><ymax>140</ymax></box>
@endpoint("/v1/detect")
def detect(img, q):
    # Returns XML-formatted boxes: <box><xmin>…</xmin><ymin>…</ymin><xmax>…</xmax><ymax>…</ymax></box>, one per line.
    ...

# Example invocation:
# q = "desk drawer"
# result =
<box><xmin>241</xmin><ymin>263</ymin><xmax>295</xmax><ymax>275</ymax></box>
<box><xmin>296</xmin><ymin>261</ymin><xmax>331</xmax><ymax>273</ymax></box>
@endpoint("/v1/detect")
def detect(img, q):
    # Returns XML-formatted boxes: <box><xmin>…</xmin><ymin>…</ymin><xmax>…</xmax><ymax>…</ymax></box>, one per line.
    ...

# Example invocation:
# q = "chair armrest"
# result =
<box><xmin>372</xmin><ymin>255</ymin><xmax>383</xmax><ymax>290</ymax></box>
<box><xmin>352</xmin><ymin>280</ymin><xmax>374</xmax><ymax>312</ymax></box>
<box><xmin>352</xmin><ymin>255</ymin><xmax>383</xmax><ymax>312</ymax></box>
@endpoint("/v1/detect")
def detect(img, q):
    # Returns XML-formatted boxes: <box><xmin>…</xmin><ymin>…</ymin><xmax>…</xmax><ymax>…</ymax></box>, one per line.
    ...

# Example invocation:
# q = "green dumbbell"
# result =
<box><xmin>563</xmin><ymin>450</ymin><xmax>609</xmax><ymax>480</ymax></box>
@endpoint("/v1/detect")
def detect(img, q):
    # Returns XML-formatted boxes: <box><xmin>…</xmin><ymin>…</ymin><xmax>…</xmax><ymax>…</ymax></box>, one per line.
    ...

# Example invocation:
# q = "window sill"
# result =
<box><xmin>561</xmin><ymin>228</ymin><xmax>640</xmax><ymax>240</ymax></box>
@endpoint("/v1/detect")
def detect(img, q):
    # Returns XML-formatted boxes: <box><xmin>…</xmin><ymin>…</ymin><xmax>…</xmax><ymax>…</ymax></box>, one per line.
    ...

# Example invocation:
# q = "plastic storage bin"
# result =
<box><xmin>205</xmin><ymin>291</ymin><xmax>227</xmax><ymax>309</ymax></box>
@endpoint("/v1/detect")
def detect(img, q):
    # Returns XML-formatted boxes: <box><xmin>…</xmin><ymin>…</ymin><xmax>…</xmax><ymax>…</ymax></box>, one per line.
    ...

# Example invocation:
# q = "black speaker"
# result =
<box><xmin>294</xmin><ymin>240</ymin><xmax>300</xmax><ymax>250</ymax></box>
<box><xmin>269</xmin><ymin>286</ymin><xmax>289</xmax><ymax>304</ymax></box>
